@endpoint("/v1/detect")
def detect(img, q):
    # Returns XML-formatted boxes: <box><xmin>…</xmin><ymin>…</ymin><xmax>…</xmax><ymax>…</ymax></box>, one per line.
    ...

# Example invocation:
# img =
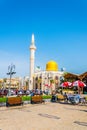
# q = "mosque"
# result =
<box><xmin>29</xmin><ymin>34</ymin><xmax>64</xmax><ymax>92</ymax></box>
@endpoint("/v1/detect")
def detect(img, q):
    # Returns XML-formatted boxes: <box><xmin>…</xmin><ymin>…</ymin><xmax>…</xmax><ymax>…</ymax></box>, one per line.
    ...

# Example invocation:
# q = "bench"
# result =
<box><xmin>6</xmin><ymin>96</ymin><xmax>23</xmax><ymax>107</ymax></box>
<box><xmin>31</xmin><ymin>95</ymin><xmax>45</xmax><ymax>104</ymax></box>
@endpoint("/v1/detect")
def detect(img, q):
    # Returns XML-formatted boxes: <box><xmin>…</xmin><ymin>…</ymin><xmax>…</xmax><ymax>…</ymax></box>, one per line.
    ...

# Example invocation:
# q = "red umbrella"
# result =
<box><xmin>72</xmin><ymin>80</ymin><xmax>86</xmax><ymax>88</ymax></box>
<box><xmin>61</xmin><ymin>81</ymin><xmax>72</xmax><ymax>88</ymax></box>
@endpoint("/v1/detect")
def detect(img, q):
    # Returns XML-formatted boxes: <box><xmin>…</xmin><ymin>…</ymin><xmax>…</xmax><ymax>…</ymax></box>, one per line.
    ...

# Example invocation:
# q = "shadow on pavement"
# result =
<box><xmin>74</xmin><ymin>121</ymin><xmax>87</xmax><ymax>126</ymax></box>
<box><xmin>38</xmin><ymin>113</ymin><xmax>60</xmax><ymax>120</ymax></box>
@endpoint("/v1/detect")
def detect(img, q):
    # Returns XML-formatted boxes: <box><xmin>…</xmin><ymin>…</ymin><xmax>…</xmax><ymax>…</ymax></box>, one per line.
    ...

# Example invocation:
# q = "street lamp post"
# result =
<box><xmin>7</xmin><ymin>64</ymin><xmax>16</xmax><ymax>96</ymax></box>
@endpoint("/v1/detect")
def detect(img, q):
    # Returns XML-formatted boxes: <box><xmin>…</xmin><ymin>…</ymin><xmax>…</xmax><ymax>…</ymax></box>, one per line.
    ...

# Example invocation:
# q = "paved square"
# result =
<box><xmin>0</xmin><ymin>102</ymin><xmax>87</xmax><ymax>130</ymax></box>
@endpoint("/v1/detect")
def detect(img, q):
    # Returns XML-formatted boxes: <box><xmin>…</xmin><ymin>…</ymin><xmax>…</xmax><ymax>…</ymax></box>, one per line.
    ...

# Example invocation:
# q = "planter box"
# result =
<box><xmin>44</xmin><ymin>99</ymin><xmax>51</xmax><ymax>102</ymax></box>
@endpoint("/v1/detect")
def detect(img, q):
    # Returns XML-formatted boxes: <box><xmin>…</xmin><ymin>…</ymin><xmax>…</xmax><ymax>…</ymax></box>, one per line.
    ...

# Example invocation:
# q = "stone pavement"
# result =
<box><xmin>0</xmin><ymin>102</ymin><xmax>87</xmax><ymax>130</ymax></box>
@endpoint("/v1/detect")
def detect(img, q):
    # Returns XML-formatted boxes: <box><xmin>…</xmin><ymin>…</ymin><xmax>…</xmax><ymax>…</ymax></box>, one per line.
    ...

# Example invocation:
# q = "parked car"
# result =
<box><xmin>17</xmin><ymin>90</ymin><xmax>24</xmax><ymax>95</ymax></box>
<box><xmin>26</xmin><ymin>90</ymin><xmax>30</xmax><ymax>95</ymax></box>
<box><xmin>0</xmin><ymin>89</ymin><xmax>8</xmax><ymax>96</ymax></box>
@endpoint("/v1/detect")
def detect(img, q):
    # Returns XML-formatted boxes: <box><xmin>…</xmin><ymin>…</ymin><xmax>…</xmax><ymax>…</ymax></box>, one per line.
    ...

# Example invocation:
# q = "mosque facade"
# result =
<box><xmin>29</xmin><ymin>34</ymin><xmax>64</xmax><ymax>92</ymax></box>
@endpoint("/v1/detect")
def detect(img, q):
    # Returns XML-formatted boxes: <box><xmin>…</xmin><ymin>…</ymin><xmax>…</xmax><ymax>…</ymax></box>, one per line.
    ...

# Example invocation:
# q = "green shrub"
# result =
<box><xmin>42</xmin><ymin>95</ymin><xmax>52</xmax><ymax>99</ymax></box>
<box><xmin>22</xmin><ymin>96</ymin><xmax>31</xmax><ymax>101</ymax></box>
<box><xmin>0</xmin><ymin>97</ymin><xmax>7</xmax><ymax>103</ymax></box>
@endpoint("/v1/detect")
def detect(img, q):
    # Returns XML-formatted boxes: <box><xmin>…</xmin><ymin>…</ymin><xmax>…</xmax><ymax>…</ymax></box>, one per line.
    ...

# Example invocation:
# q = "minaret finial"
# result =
<box><xmin>31</xmin><ymin>34</ymin><xmax>34</xmax><ymax>44</ymax></box>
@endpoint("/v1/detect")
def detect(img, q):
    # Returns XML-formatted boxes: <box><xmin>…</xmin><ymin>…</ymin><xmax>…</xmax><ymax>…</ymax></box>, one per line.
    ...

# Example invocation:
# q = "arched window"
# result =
<box><xmin>35</xmin><ymin>83</ymin><xmax>38</xmax><ymax>89</ymax></box>
<box><xmin>35</xmin><ymin>77</ymin><xmax>38</xmax><ymax>81</ymax></box>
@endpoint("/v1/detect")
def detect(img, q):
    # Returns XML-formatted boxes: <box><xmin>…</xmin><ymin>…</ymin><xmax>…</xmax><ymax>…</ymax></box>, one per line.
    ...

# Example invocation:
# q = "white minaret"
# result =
<box><xmin>29</xmin><ymin>34</ymin><xmax>36</xmax><ymax>90</ymax></box>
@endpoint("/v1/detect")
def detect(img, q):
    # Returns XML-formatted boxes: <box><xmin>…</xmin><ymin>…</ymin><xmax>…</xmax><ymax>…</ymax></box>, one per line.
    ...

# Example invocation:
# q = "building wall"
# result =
<box><xmin>33</xmin><ymin>71</ymin><xmax>64</xmax><ymax>92</ymax></box>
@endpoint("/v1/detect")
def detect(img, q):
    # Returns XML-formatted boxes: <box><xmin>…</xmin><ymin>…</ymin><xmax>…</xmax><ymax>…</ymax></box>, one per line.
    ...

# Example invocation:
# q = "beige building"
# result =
<box><xmin>0</xmin><ymin>77</ymin><xmax>22</xmax><ymax>89</ymax></box>
<box><xmin>32</xmin><ymin>61</ymin><xmax>64</xmax><ymax>92</ymax></box>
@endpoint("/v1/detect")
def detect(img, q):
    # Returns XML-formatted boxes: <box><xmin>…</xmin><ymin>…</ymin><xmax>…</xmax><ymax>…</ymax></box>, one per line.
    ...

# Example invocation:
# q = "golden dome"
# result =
<box><xmin>46</xmin><ymin>60</ymin><xmax>58</xmax><ymax>71</ymax></box>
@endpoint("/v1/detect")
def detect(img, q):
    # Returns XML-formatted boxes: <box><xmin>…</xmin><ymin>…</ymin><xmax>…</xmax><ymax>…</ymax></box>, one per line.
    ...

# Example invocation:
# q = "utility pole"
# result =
<box><xmin>7</xmin><ymin>64</ymin><xmax>16</xmax><ymax>96</ymax></box>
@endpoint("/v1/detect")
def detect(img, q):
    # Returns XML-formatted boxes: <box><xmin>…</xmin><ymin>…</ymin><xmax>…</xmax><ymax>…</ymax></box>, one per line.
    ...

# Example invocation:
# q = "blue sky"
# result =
<box><xmin>0</xmin><ymin>0</ymin><xmax>87</xmax><ymax>78</ymax></box>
